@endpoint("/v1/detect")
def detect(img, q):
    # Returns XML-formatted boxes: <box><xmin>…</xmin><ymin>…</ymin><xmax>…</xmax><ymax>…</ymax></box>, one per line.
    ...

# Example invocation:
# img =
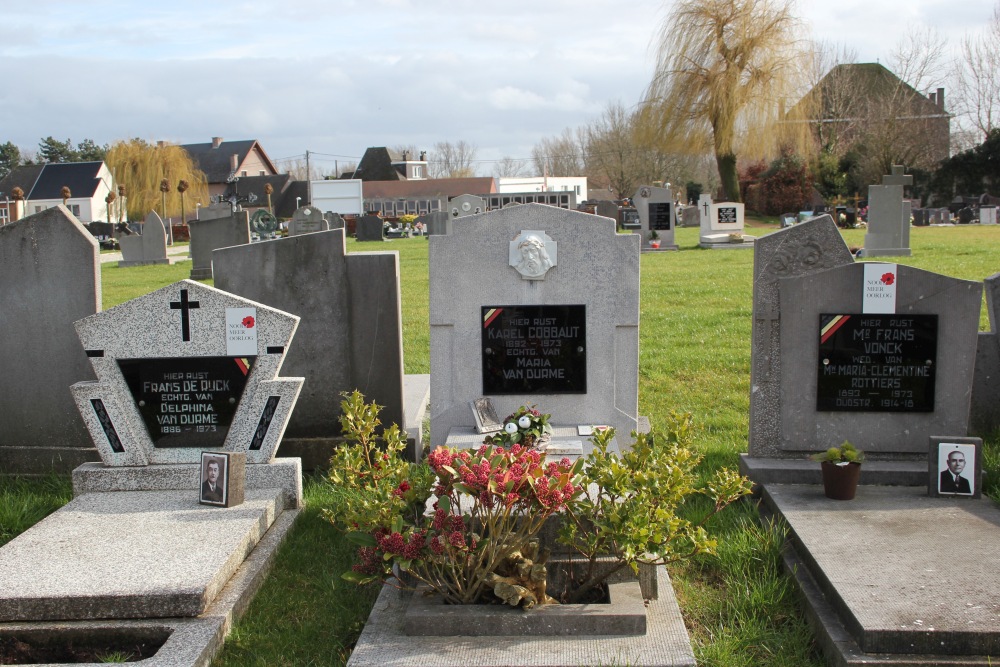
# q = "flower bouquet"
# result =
<box><xmin>484</xmin><ymin>405</ymin><xmax>553</xmax><ymax>449</ymax></box>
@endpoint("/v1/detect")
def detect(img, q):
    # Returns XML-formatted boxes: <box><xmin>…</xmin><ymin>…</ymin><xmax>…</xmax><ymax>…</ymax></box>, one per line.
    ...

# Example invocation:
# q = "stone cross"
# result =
<box><xmin>882</xmin><ymin>165</ymin><xmax>913</xmax><ymax>188</ymax></box>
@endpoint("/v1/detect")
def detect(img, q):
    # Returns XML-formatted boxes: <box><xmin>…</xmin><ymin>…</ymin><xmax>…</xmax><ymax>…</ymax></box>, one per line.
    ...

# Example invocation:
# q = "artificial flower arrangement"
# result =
<box><xmin>325</xmin><ymin>391</ymin><xmax>751</xmax><ymax>609</ymax></box>
<box><xmin>484</xmin><ymin>405</ymin><xmax>553</xmax><ymax>449</ymax></box>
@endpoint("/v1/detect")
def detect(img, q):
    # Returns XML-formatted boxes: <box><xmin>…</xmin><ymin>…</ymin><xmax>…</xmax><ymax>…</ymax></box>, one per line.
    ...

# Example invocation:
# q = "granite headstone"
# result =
<box><xmin>0</xmin><ymin>206</ymin><xmax>101</xmax><ymax>474</ymax></box>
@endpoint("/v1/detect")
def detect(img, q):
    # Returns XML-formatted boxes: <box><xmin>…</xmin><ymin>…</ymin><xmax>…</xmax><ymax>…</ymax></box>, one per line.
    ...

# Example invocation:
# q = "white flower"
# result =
<box><xmin>504</xmin><ymin>422</ymin><xmax>518</xmax><ymax>434</ymax></box>
<box><xmin>517</xmin><ymin>415</ymin><xmax>532</xmax><ymax>429</ymax></box>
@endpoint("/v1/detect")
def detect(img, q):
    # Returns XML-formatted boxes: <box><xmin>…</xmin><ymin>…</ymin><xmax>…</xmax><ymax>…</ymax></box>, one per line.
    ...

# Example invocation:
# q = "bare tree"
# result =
<box><xmin>429</xmin><ymin>140</ymin><xmax>478</xmax><ymax>178</ymax></box>
<box><xmin>639</xmin><ymin>0</ymin><xmax>813</xmax><ymax>201</ymax></box>
<box><xmin>492</xmin><ymin>156</ymin><xmax>528</xmax><ymax>178</ymax></box>
<box><xmin>531</xmin><ymin>128</ymin><xmax>585</xmax><ymax>177</ymax></box>
<box><xmin>389</xmin><ymin>144</ymin><xmax>420</xmax><ymax>162</ymax></box>
<box><xmin>952</xmin><ymin>2</ymin><xmax>1000</xmax><ymax>146</ymax></box>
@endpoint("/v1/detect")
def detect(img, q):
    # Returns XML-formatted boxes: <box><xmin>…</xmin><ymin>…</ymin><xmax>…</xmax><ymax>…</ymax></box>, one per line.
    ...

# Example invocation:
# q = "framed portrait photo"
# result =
<box><xmin>199</xmin><ymin>451</ymin><xmax>246</xmax><ymax>507</ymax></box>
<box><xmin>928</xmin><ymin>436</ymin><xmax>982</xmax><ymax>499</ymax></box>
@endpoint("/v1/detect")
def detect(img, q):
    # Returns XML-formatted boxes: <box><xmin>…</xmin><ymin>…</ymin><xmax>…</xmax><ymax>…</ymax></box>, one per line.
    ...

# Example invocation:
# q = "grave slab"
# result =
<box><xmin>764</xmin><ymin>485</ymin><xmax>1000</xmax><ymax>658</ymax></box>
<box><xmin>0</xmin><ymin>488</ymin><xmax>285</xmax><ymax>622</ymax></box>
<box><xmin>347</xmin><ymin>566</ymin><xmax>695</xmax><ymax>667</ymax></box>
<box><xmin>0</xmin><ymin>503</ymin><xmax>300</xmax><ymax>667</ymax></box>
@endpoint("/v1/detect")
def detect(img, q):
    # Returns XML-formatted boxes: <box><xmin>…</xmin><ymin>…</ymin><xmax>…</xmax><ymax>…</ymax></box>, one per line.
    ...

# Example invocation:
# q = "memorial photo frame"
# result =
<box><xmin>470</xmin><ymin>397</ymin><xmax>503</xmax><ymax>434</ymax></box>
<box><xmin>928</xmin><ymin>436</ymin><xmax>982</xmax><ymax>499</ymax></box>
<box><xmin>199</xmin><ymin>452</ymin><xmax>229</xmax><ymax>506</ymax></box>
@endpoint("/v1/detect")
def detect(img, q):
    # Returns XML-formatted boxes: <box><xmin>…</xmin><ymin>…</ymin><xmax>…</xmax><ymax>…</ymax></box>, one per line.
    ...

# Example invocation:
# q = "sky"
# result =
<box><xmin>0</xmin><ymin>0</ymin><xmax>996</xmax><ymax>176</ymax></box>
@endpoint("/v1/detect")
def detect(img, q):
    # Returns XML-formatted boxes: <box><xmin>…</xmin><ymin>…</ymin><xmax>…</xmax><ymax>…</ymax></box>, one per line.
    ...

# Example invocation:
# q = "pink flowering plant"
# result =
<box><xmin>328</xmin><ymin>395</ymin><xmax>580</xmax><ymax>606</ymax></box>
<box><xmin>327</xmin><ymin>395</ymin><xmax>751</xmax><ymax>609</ymax></box>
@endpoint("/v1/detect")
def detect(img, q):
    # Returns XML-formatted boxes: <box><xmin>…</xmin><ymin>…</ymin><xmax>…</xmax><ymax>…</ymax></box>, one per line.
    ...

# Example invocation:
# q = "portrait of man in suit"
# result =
<box><xmin>201</xmin><ymin>456</ymin><xmax>227</xmax><ymax>504</ymax></box>
<box><xmin>939</xmin><ymin>449</ymin><xmax>972</xmax><ymax>495</ymax></box>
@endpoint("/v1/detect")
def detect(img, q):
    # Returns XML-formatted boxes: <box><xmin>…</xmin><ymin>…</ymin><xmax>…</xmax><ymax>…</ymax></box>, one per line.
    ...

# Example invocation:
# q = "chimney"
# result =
<box><xmin>402</xmin><ymin>150</ymin><xmax>409</xmax><ymax>161</ymax></box>
<box><xmin>419</xmin><ymin>150</ymin><xmax>426</xmax><ymax>161</ymax></box>
<box><xmin>928</xmin><ymin>91</ymin><xmax>936</xmax><ymax>105</ymax></box>
<box><xmin>936</xmin><ymin>87</ymin><xmax>945</xmax><ymax>110</ymax></box>
<box><xmin>156</xmin><ymin>140</ymin><xmax>166</xmax><ymax>148</ymax></box>
<box><xmin>212</xmin><ymin>137</ymin><xmax>223</xmax><ymax>149</ymax></box>
<box><xmin>231</xmin><ymin>154</ymin><xmax>239</xmax><ymax>171</ymax></box>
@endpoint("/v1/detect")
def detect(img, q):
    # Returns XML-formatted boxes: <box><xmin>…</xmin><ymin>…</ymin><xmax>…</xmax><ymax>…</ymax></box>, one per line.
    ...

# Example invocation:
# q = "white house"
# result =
<box><xmin>497</xmin><ymin>176</ymin><xmax>588</xmax><ymax>202</ymax></box>
<box><xmin>24</xmin><ymin>161</ymin><xmax>116</xmax><ymax>223</ymax></box>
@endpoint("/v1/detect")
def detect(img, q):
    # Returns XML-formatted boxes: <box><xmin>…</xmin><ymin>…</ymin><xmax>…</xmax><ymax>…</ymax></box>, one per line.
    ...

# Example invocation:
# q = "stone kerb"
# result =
<box><xmin>187</xmin><ymin>211</ymin><xmax>251</xmax><ymax>279</ymax></box>
<box><xmin>748</xmin><ymin>215</ymin><xmax>855</xmax><ymax>459</ymax></box>
<box><xmin>971</xmin><ymin>272</ymin><xmax>1000</xmax><ymax>434</ymax></box>
<box><xmin>119</xmin><ymin>211</ymin><xmax>169</xmax><ymax>267</ymax></box>
<box><xmin>429</xmin><ymin>204</ymin><xmax>640</xmax><ymax>445</ymax></box>
<box><xmin>0</xmin><ymin>205</ymin><xmax>101</xmax><ymax>474</ymax></box>
<box><xmin>213</xmin><ymin>229</ymin><xmax>405</xmax><ymax>450</ymax></box>
<box><xmin>71</xmin><ymin>279</ymin><xmax>304</xmax><ymax>466</ymax></box>
<box><xmin>779</xmin><ymin>263</ymin><xmax>982</xmax><ymax>455</ymax></box>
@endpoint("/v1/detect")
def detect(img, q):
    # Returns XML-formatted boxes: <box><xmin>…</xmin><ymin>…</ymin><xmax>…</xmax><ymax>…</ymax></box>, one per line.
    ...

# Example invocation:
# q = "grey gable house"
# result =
<box><xmin>178</xmin><ymin>137</ymin><xmax>280</xmax><ymax>203</ymax></box>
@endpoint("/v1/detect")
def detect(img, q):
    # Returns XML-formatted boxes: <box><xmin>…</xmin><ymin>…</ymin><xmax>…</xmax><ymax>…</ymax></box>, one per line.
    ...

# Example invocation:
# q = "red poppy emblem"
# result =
<box><xmin>880</xmin><ymin>272</ymin><xmax>895</xmax><ymax>286</ymax></box>
<box><xmin>242</xmin><ymin>316</ymin><xmax>255</xmax><ymax>329</ymax></box>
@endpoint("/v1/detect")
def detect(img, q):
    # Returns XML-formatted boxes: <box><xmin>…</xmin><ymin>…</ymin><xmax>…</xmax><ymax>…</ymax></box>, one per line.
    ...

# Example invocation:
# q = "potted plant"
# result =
<box><xmin>648</xmin><ymin>229</ymin><xmax>661</xmax><ymax>249</ymax></box>
<box><xmin>812</xmin><ymin>441</ymin><xmax>863</xmax><ymax>500</ymax></box>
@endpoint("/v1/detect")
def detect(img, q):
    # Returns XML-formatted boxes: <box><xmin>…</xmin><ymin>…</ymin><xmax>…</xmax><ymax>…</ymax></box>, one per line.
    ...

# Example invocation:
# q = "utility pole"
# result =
<box><xmin>305</xmin><ymin>150</ymin><xmax>311</xmax><ymax>205</ymax></box>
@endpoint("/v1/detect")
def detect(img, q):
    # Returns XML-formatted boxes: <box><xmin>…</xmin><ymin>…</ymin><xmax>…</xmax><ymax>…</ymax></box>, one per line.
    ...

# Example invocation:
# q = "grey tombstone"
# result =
<box><xmin>288</xmin><ymin>206</ymin><xmax>330</xmax><ymax>236</ymax></box>
<box><xmin>744</xmin><ymin>213</ymin><xmax>983</xmax><ymax>480</ymax></box>
<box><xmin>911</xmin><ymin>208</ymin><xmax>929</xmax><ymax>226</ymax></box>
<box><xmin>980</xmin><ymin>206</ymin><xmax>997</xmax><ymax>225</ymax></box>
<box><xmin>187</xmin><ymin>211</ymin><xmax>250</xmax><ymax>279</ymax></box>
<box><xmin>420</xmin><ymin>211</ymin><xmax>451</xmax><ymax>236</ymax></box>
<box><xmin>859</xmin><ymin>185</ymin><xmax>909</xmax><ymax>256</ymax></box>
<box><xmin>746</xmin><ymin>215</ymin><xmax>855</xmax><ymax>464</ymax></box>
<box><xmin>594</xmin><ymin>200</ymin><xmax>619</xmax><ymax>224</ymax></box>
<box><xmin>681</xmin><ymin>206</ymin><xmax>701</xmax><ymax>227</ymax></box>
<box><xmin>633</xmin><ymin>185</ymin><xmax>677</xmax><ymax>250</ymax></box>
<box><xmin>449</xmin><ymin>194</ymin><xmax>485</xmax><ymax>218</ymax></box>
<box><xmin>118</xmin><ymin>211</ymin><xmax>169</xmax><ymax>267</ymax></box>
<box><xmin>199</xmin><ymin>203</ymin><xmax>235</xmax><ymax>221</ymax></box>
<box><xmin>0</xmin><ymin>206</ymin><xmax>101</xmax><ymax>474</ymax></box>
<box><xmin>970</xmin><ymin>272</ymin><xmax>1000</xmax><ymax>435</ymax></box>
<box><xmin>355</xmin><ymin>214</ymin><xmax>385</xmax><ymax>242</ymax></box>
<box><xmin>429</xmin><ymin>204</ymin><xmax>640</xmax><ymax>445</ymax></box>
<box><xmin>779</xmin><ymin>263</ymin><xmax>981</xmax><ymax>456</ymax></box>
<box><xmin>858</xmin><ymin>165</ymin><xmax>912</xmax><ymax>257</ymax></box>
<box><xmin>325</xmin><ymin>212</ymin><xmax>345</xmax><ymax>230</ymax></box>
<box><xmin>214</xmin><ymin>229</ymin><xmax>411</xmax><ymax>465</ymax></box>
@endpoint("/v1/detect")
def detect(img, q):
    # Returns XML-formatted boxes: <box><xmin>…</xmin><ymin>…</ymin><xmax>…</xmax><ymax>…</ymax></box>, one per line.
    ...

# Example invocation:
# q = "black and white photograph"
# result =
<box><xmin>929</xmin><ymin>437</ymin><xmax>982</xmax><ymax>499</ymax></box>
<box><xmin>199</xmin><ymin>452</ymin><xmax>228</xmax><ymax>506</ymax></box>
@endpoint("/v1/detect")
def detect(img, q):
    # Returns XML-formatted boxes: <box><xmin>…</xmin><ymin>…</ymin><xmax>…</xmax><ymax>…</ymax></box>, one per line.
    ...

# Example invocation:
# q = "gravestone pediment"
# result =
<box><xmin>71</xmin><ymin>280</ymin><xmax>304</xmax><ymax>465</ymax></box>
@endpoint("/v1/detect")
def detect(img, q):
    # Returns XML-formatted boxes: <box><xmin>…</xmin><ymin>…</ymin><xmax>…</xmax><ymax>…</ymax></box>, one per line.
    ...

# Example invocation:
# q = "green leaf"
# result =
<box><xmin>346</xmin><ymin>531</ymin><xmax>377</xmax><ymax>547</ymax></box>
<box><xmin>438</xmin><ymin>495</ymin><xmax>451</xmax><ymax>513</ymax></box>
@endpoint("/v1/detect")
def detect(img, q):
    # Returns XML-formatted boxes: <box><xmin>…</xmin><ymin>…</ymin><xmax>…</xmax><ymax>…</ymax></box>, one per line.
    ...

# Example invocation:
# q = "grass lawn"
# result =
<box><xmin>5</xmin><ymin>223</ymin><xmax>1000</xmax><ymax>666</ymax></box>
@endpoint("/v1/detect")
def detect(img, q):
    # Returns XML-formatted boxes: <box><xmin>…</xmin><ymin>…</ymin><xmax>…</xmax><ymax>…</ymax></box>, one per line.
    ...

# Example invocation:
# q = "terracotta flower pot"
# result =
<box><xmin>821</xmin><ymin>461</ymin><xmax>861</xmax><ymax>500</ymax></box>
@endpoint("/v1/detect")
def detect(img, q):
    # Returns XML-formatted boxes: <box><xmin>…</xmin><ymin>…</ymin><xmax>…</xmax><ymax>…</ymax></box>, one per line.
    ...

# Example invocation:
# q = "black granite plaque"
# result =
<box><xmin>718</xmin><ymin>206</ymin><xmax>738</xmax><ymax>224</ymax></box>
<box><xmin>649</xmin><ymin>202</ymin><xmax>672</xmax><ymax>230</ymax></box>
<box><xmin>118</xmin><ymin>356</ymin><xmax>256</xmax><ymax>448</ymax></box>
<box><xmin>817</xmin><ymin>314</ymin><xmax>937</xmax><ymax>412</ymax></box>
<box><xmin>482</xmin><ymin>305</ymin><xmax>586</xmax><ymax>395</ymax></box>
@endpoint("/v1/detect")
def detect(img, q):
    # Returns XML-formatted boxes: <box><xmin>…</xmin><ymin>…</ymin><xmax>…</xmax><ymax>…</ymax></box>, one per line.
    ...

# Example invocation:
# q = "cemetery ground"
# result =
<box><xmin>3</xmin><ymin>221</ymin><xmax>999</xmax><ymax>666</ymax></box>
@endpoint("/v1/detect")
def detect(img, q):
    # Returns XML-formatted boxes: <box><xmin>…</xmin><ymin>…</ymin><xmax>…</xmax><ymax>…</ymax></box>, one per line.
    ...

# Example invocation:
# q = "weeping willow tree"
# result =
<box><xmin>639</xmin><ymin>0</ymin><xmax>814</xmax><ymax>201</ymax></box>
<box><xmin>105</xmin><ymin>139</ymin><xmax>208</xmax><ymax>222</ymax></box>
